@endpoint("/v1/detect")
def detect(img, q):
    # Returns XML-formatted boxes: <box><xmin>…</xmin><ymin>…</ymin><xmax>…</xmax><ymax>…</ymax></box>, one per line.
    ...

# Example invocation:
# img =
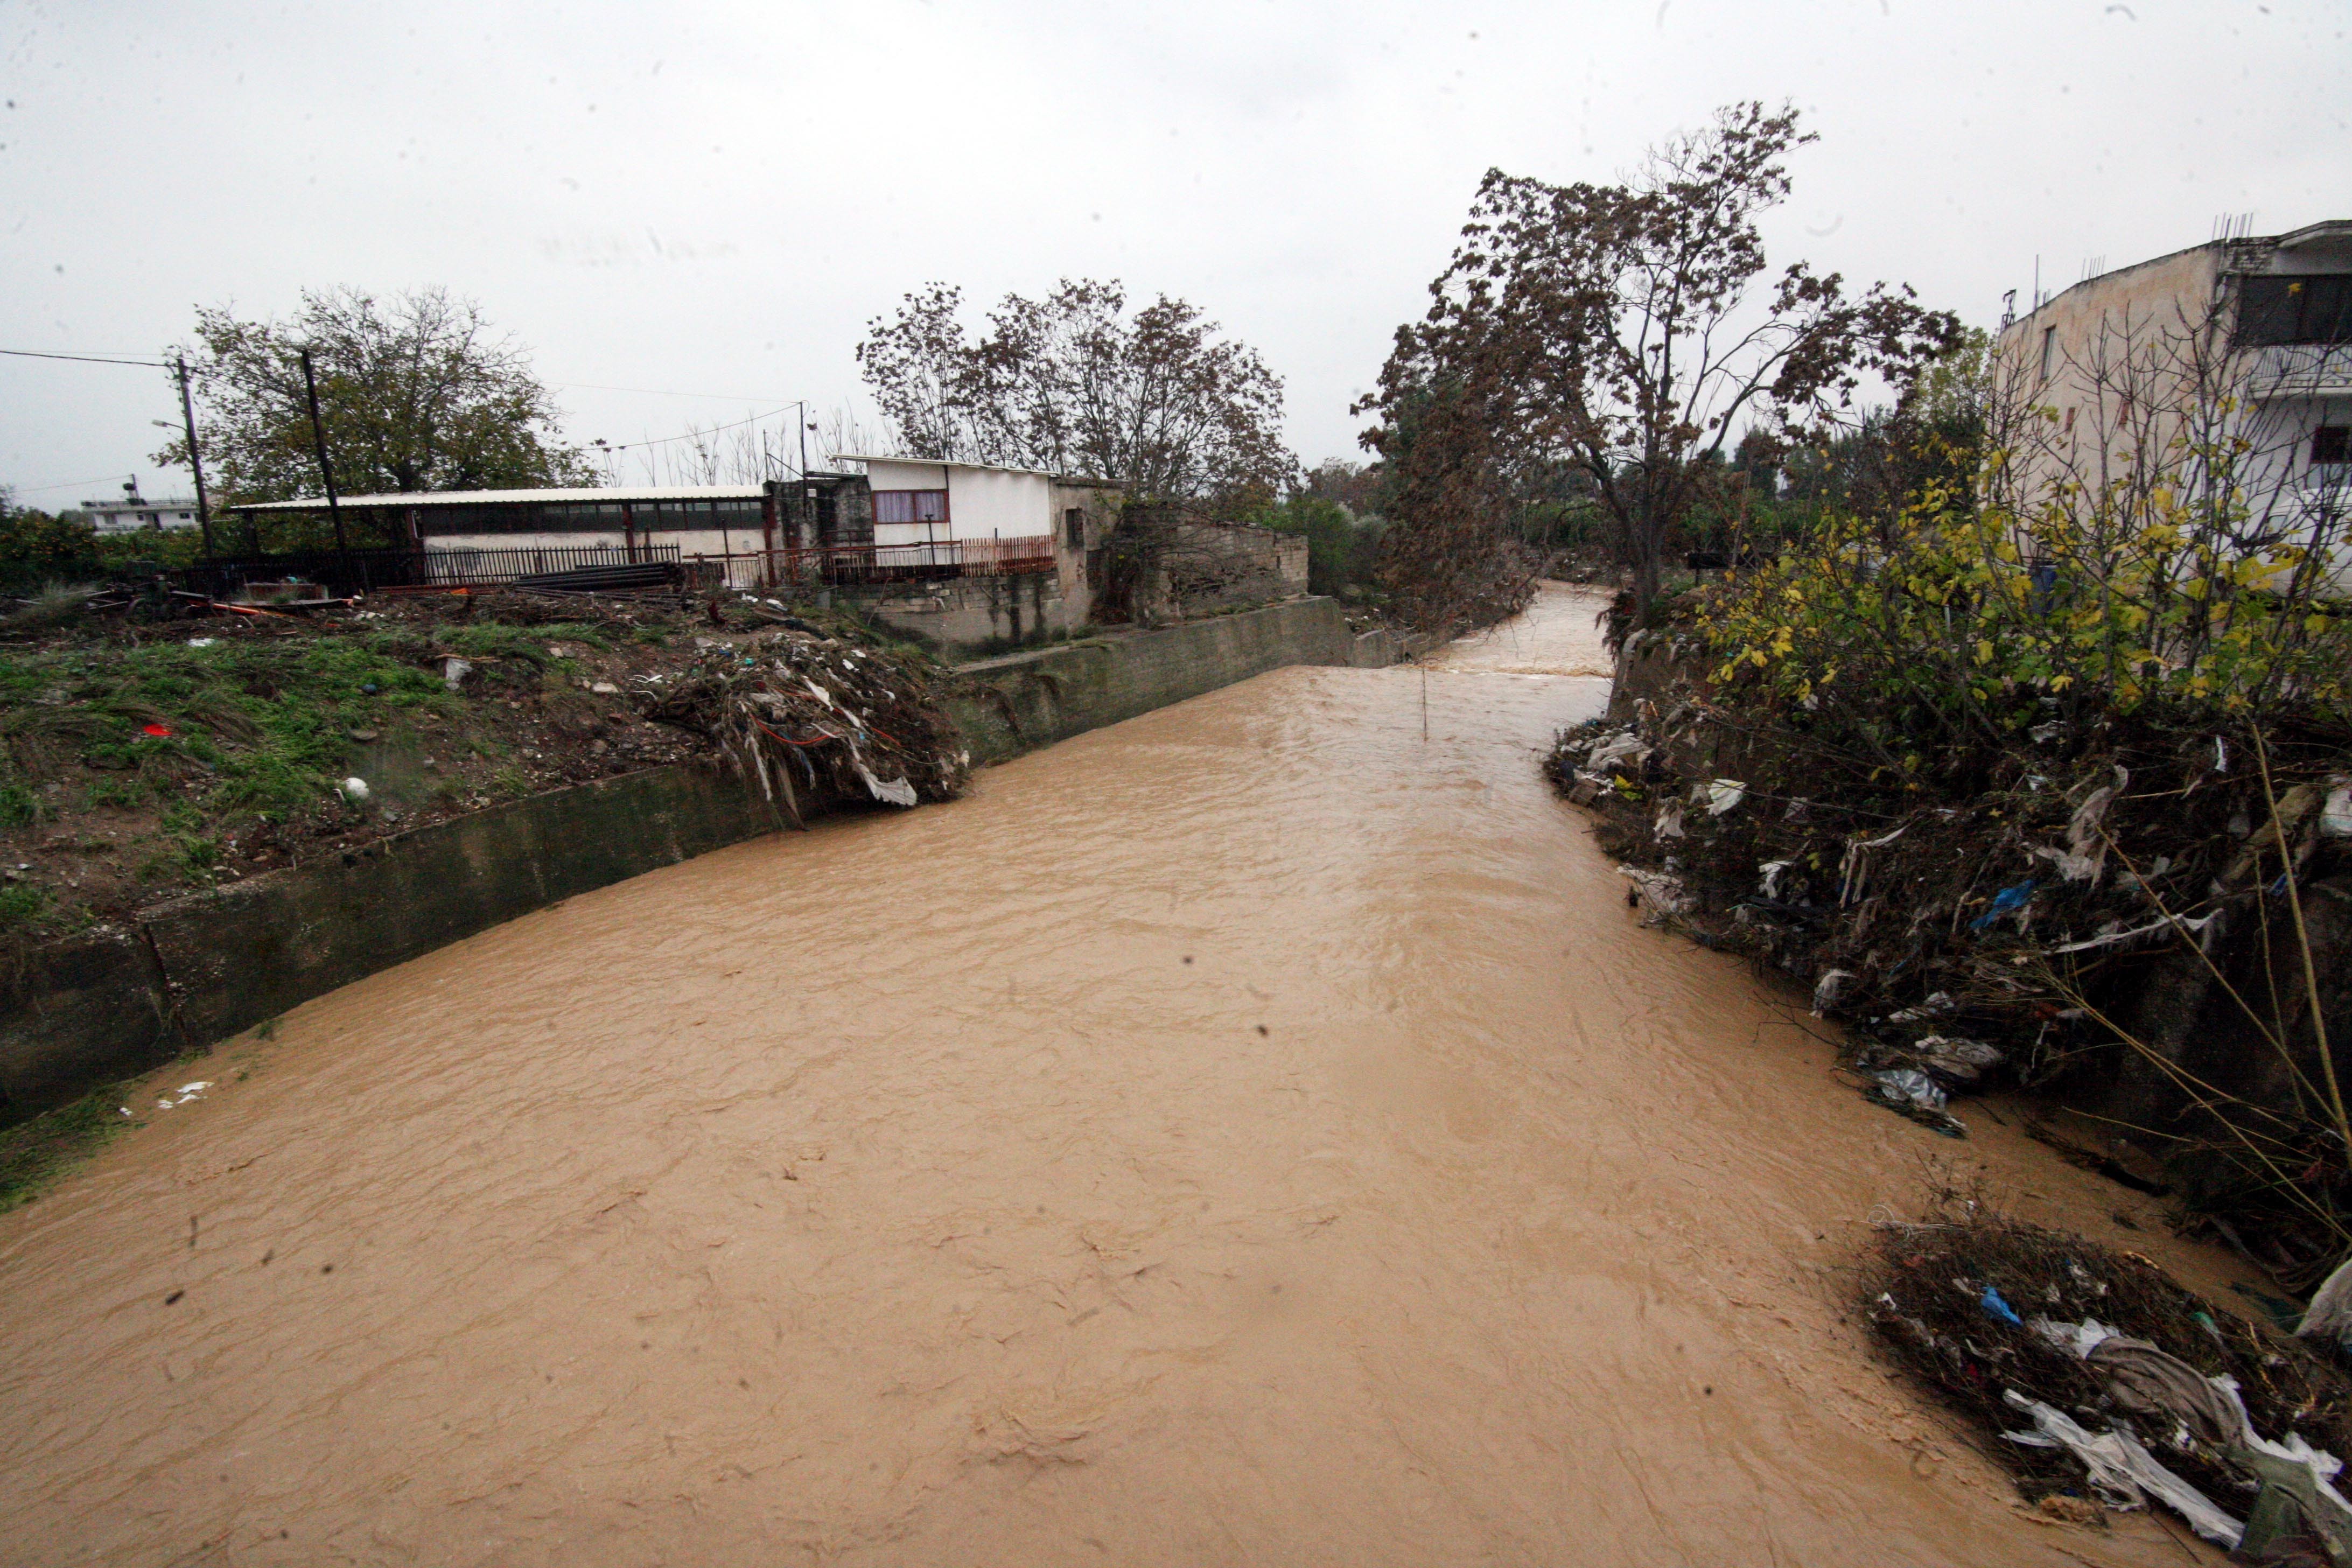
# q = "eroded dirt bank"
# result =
<box><xmin>0</xmin><ymin>586</ymin><xmax>2250</xmax><ymax>1565</ymax></box>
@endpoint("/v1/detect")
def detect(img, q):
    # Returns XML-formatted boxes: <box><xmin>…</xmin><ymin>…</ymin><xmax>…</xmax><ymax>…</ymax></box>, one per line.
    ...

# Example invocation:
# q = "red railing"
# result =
<box><xmin>688</xmin><ymin>536</ymin><xmax>1059</xmax><ymax>589</ymax></box>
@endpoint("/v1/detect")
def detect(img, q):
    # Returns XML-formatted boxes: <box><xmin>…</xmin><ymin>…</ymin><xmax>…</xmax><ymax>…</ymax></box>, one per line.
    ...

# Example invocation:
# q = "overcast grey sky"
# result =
<box><xmin>3</xmin><ymin>0</ymin><xmax>2344</xmax><ymax>507</ymax></box>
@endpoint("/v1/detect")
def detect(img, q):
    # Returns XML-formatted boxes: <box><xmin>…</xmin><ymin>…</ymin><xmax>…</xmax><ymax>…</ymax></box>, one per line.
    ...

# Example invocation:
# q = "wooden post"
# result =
<box><xmin>174</xmin><ymin>355</ymin><xmax>216</xmax><ymax>557</ymax></box>
<box><xmin>298</xmin><ymin>348</ymin><xmax>352</xmax><ymax>583</ymax></box>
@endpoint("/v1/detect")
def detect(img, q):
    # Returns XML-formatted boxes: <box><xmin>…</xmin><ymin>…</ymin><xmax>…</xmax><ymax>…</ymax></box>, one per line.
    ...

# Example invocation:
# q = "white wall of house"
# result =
<box><xmin>864</xmin><ymin>459</ymin><xmax>1055</xmax><ymax>547</ymax></box>
<box><xmin>86</xmin><ymin>501</ymin><xmax>201</xmax><ymax>535</ymax></box>
<box><xmin>946</xmin><ymin>466</ymin><xmax>1050</xmax><ymax>541</ymax></box>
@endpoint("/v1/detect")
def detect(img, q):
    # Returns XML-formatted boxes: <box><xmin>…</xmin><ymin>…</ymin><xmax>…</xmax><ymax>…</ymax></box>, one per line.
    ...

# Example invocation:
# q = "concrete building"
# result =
<box><xmin>837</xmin><ymin>456</ymin><xmax>1122</xmax><ymax>643</ymax></box>
<box><xmin>1995</xmin><ymin>220</ymin><xmax>2350</xmax><ymax>587</ymax></box>
<box><xmin>84</xmin><ymin>494</ymin><xmax>201</xmax><ymax>535</ymax></box>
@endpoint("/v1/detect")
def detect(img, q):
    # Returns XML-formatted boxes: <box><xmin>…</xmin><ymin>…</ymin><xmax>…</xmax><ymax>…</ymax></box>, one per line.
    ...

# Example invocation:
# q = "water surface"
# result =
<box><xmin>0</xmin><ymin>587</ymin><xmax>2228</xmax><ymax>1564</ymax></box>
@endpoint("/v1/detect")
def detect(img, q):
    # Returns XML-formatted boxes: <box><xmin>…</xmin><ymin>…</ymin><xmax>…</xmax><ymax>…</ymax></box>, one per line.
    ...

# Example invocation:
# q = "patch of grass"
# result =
<box><xmin>0</xmin><ymin>779</ymin><xmax>34</xmax><ymax>828</ymax></box>
<box><xmin>491</xmin><ymin>766</ymin><xmax>533</xmax><ymax>800</ymax></box>
<box><xmin>83</xmin><ymin>776</ymin><xmax>145</xmax><ymax>810</ymax></box>
<box><xmin>443</xmin><ymin>621</ymin><xmax>610</xmax><ymax>664</ymax></box>
<box><xmin>0</xmin><ymin>1086</ymin><xmax>134</xmax><ymax>1212</ymax></box>
<box><xmin>0</xmin><ymin>883</ymin><xmax>49</xmax><ymax>933</ymax></box>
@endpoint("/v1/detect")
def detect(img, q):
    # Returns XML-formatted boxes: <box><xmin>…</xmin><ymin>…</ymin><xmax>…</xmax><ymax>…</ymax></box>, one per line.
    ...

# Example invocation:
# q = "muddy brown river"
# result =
<box><xmin>1</xmin><ymin>587</ymin><xmax>2245</xmax><ymax>1564</ymax></box>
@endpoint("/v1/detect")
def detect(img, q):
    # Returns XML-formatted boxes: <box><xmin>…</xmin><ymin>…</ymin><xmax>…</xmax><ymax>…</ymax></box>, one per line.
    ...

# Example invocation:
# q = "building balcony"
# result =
<box><xmin>2248</xmin><ymin>342</ymin><xmax>2352</xmax><ymax>400</ymax></box>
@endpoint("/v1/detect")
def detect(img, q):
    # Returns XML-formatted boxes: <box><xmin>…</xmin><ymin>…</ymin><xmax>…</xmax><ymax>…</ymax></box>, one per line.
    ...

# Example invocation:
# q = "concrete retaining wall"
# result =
<box><xmin>0</xmin><ymin>597</ymin><xmax>1396</xmax><ymax>1123</ymax></box>
<box><xmin>946</xmin><ymin>597</ymin><xmax>1385</xmax><ymax>762</ymax></box>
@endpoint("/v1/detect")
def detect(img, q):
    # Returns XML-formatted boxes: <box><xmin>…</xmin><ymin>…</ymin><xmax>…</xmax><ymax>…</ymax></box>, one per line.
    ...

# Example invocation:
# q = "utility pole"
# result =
<box><xmin>298</xmin><ymin>348</ymin><xmax>352</xmax><ymax>579</ymax></box>
<box><xmin>173</xmin><ymin>355</ymin><xmax>217</xmax><ymax>557</ymax></box>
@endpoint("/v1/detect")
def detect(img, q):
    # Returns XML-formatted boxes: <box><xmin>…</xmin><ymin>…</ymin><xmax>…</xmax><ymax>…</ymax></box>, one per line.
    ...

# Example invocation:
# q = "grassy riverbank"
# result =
<box><xmin>0</xmin><ymin>590</ymin><xmax>932</xmax><ymax>943</ymax></box>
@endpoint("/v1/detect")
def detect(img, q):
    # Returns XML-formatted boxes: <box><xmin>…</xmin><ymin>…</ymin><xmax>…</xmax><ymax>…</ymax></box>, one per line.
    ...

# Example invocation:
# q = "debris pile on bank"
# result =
<box><xmin>1867</xmin><ymin>1195</ymin><xmax>2352</xmax><ymax>1557</ymax></box>
<box><xmin>1553</xmin><ymin>699</ymin><xmax>2350</xmax><ymax>1137</ymax></box>
<box><xmin>641</xmin><ymin>628</ymin><xmax>970</xmax><ymax>825</ymax></box>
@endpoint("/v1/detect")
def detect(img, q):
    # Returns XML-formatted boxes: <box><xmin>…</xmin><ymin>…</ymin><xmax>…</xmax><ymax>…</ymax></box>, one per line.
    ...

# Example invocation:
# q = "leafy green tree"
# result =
<box><xmin>1255</xmin><ymin>494</ymin><xmax>1383</xmax><ymax>598</ymax></box>
<box><xmin>153</xmin><ymin>287</ymin><xmax>593</xmax><ymax>546</ymax></box>
<box><xmin>0</xmin><ymin>493</ymin><xmax>101</xmax><ymax>589</ymax></box>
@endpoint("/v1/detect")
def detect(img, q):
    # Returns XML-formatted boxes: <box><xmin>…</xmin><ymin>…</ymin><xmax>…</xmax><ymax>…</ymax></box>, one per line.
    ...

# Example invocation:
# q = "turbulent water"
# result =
<box><xmin>0</xmin><ymin>586</ymin><xmax>2244</xmax><ymax>1565</ymax></box>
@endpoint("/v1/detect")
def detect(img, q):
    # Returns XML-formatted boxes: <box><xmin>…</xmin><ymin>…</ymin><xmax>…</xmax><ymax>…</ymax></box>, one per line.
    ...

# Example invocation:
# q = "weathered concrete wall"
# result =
<box><xmin>846</xmin><ymin>573</ymin><xmax>1079</xmax><ymax>654</ymax></box>
<box><xmin>1</xmin><ymin>597</ymin><xmax>1396</xmax><ymax>1123</ymax></box>
<box><xmin>0</xmin><ymin>765</ymin><xmax>785</xmax><ymax>1122</ymax></box>
<box><xmin>947</xmin><ymin>597</ymin><xmax>1374</xmax><ymax>762</ymax></box>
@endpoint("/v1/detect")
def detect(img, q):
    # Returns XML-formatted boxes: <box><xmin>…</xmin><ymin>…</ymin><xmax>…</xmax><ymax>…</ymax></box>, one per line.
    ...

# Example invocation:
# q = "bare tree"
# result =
<box><xmin>858</xmin><ymin>279</ymin><xmax>1294</xmax><ymax>509</ymax></box>
<box><xmin>1359</xmin><ymin>102</ymin><xmax>1959</xmax><ymax>614</ymax></box>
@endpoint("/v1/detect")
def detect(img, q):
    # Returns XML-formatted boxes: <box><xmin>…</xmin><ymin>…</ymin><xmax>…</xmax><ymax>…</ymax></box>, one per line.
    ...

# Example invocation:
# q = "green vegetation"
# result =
<box><xmin>0</xmin><ymin>503</ymin><xmax>212</xmax><ymax>594</ymax></box>
<box><xmin>0</xmin><ymin>612</ymin><xmax>621</xmax><ymax>933</ymax></box>
<box><xmin>1254</xmin><ymin>494</ymin><xmax>1385</xmax><ymax>599</ymax></box>
<box><xmin>0</xmin><ymin>1086</ymin><xmax>134</xmax><ymax>1213</ymax></box>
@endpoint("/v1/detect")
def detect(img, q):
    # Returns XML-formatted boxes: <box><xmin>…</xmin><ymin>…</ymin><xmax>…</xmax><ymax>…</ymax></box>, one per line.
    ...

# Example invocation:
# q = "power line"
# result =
<box><xmin>0</xmin><ymin>347</ymin><xmax>169</xmax><ymax>368</ymax></box>
<box><xmin>558</xmin><ymin>379</ymin><xmax>797</xmax><ymax>403</ymax></box>
<box><xmin>9</xmin><ymin>472</ymin><xmax>144</xmax><ymax>496</ymax></box>
<box><xmin>595</xmin><ymin>403</ymin><xmax>806</xmax><ymax>453</ymax></box>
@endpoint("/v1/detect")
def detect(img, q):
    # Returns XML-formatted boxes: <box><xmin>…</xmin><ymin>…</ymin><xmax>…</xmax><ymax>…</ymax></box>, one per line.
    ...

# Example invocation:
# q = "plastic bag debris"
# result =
<box><xmin>2322</xmin><ymin>783</ymin><xmax>2352</xmax><ymax>839</ymax></box>
<box><xmin>1811</xmin><ymin>968</ymin><xmax>1856</xmax><ymax>1016</ymax></box>
<box><xmin>1980</xmin><ymin>1285</ymin><xmax>2023</xmax><ymax>1326</ymax></box>
<box><xmin>338</xmin><ymin>776</ymin><xmax>370</xmax><ymax>803</ymax></box>
<box><xmin>1653</xmin><ymin>799</ymin><xmax>1685</xmax><ymax>840</ymax></box>
<box><xmin>1970</xmin><ymin>880</ymin><xmax>2037</xmax><ymax>930</ymax></box>
<box><xmin>2086</xmin><ymin>1336</ymin><xmax>2246</xmax><ymax>1448</ymax></box>
<box><xmin>2029</xmin><ymin>1316</ymin><xmax>2121</xmax><ymax>1358</ymax></box>
<box><xmin>1913</xmin><ymin>1035</ymin><xmax>2005</xmax><ymax>1083</ymax></box>
<box><xmin>1837</xmin><ymin>822</ymin><xmax>1909</xmax><ymax>905</ymax></box>
<box><xmin>186</xmin><ymin>637</ymin><xmax>217</xmax><ymax>648</ymax></box>
<box><xmin>153</xmin><ymin>1080</ymin><xmax>212</xmax><ymax>1111</ymax></box>
<box><xmin>2052</xmin><ymin>908</ymin><xmax>2218</xmax><ymax>955</ymax></box>
<box><xmin>1758</xmin><ymin>860</ymin><xmax>1793</xmax><ymax>898</ymax></box>
<box><xmin>2299</xmin><ymin>1256</ymin><xmax>2352</xmax><ymax>1346</ymax></box>
<box><xmin>442</xmin><ymin>656</ymin><xmax>473</xmax><ymax>690</ymax></box>
<box><xmin>1586</xmin><ymin>732</ymin><xmax>1649</xmax><ymax>774</ymax></box>
<box><xmin>1870</xmin><ymin>1068</ymin><xmax>1947</xmax><ymax>1111</ymax></box>
<box><xmin>1704</xmin><ymin>778</ymin><xmax>1747</xmax><ymax>816</ymax></box>
<box><xmin>1619</xmin><ymin>866</ymin><xmax>1695</xmax><ymax>924</ymax></box>
<box><xmin>2000</xmin><ymin>1390</ymin><xmax>2244</xmax><ymax>1546</ymax></box>
<box><xmin>1887</xmin><ymin>991</ymin><xmax>1955</xmax><ymax>1024</ymax></box>
<box><xmin>2034</xmin><ymin>768</ymin><xmax>2129</xmax><ymax>884</ymax></box>
<box><xmin>855</xmin><ymin>762</ymin><xmax>919</xmax><ymax>808</ymax></box>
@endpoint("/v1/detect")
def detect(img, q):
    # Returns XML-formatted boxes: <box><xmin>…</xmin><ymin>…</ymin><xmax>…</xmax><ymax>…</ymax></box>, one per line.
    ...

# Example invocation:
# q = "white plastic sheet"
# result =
<box><xmin>2001</xmin><ymin>1390</ymin><xmax>2243</xmax><ymax>1547</ymax></box>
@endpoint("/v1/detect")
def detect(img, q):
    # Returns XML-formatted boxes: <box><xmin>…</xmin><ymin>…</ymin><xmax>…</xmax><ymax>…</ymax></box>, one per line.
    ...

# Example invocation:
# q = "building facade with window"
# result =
<box><xmin>1996</xmin><ymin>219</ymin><xmax>2350</xmax><ymax>589</ymax></box>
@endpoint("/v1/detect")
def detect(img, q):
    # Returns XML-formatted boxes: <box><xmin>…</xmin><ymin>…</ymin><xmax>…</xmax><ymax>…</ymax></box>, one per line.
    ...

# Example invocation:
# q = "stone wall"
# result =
<box><xmin>0</xmin><ymin>598</ymin><xmax>1399</xmax><ymax>1123</ymax></box>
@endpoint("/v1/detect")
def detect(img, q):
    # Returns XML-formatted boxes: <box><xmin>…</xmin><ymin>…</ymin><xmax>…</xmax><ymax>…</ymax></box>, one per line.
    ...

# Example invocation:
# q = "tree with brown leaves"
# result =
<box><xmin>858</xmin><ymin>279</ymin><xmax>1293</xmax><ymax>512</ymax></box>
<box><xmin>1359</xmin><ymin>102</ymin><xmax>1961</xmax><ymax>618</ymax></box>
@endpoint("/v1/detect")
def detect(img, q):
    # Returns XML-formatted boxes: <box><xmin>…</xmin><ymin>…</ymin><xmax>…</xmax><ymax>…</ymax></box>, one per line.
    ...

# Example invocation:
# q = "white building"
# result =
<box><xmin>84</xmin><ymin>496</ymin><xmax>202</xmax><ymax>535</ymax></box>
<box><xmin>1996</xmin><ymin>219</ymin><xmax>2350</xmax><ymax>590</ymax></box>
<box><xmin>845</xmin><ymin>456</ymin><xmax>1112</xmax><ymax>551</ymax></box>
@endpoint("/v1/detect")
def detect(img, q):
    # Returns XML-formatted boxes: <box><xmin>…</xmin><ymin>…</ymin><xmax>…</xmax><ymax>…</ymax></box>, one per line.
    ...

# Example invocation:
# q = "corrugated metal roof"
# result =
<box><xmin>834</xmin><ymin>454</ymin><xmax>1117</xmax><ymax>485</ymax></box>
<box><xmin>234</xmin><ymin>485</ymin><xmax>771</xmax><ymax>512</ymax></box>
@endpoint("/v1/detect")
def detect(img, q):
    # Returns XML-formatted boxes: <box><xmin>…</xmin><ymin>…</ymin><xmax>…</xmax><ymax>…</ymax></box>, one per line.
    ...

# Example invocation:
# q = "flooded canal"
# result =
<box><xmin>1</xmin><ymin>587</ymin><xmax>2238</xmax><ymax>1565</ymax></box>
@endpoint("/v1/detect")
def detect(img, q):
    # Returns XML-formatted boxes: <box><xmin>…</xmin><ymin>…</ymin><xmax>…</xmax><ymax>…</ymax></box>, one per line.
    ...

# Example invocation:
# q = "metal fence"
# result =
<box><xmin>695</xmin><ymin>537</ymin><xmax>1058</xmax><ymax>589</ymax></box>
<box><xmin>414</xmin><ymin>543</ymin><xmax>680</xmax><ymax>587</ymax></box>
<box><xmin>173</xmin><ymin>544</ymin><xmax>678</xmax><ymax>599</ymax></box>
